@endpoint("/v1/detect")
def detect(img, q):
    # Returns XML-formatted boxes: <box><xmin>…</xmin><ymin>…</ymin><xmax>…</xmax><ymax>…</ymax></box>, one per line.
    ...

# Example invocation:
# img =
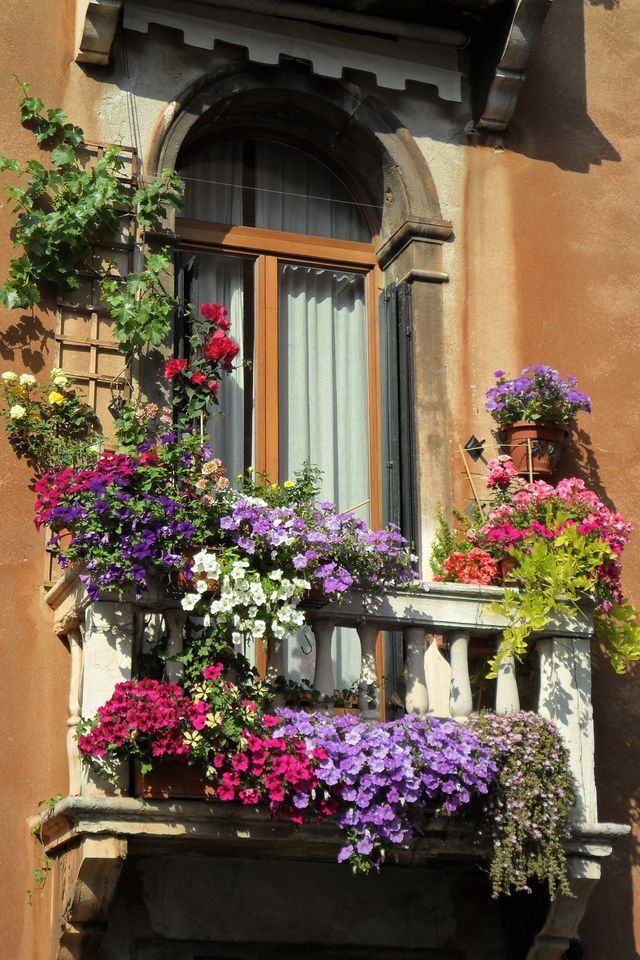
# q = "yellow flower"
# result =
<box><xmin>284</xmin><ymin>480</ymin><xmax>295</xmax><ymax>488</ymax></box>
<box><xmin>48</xmin><ymin>391</ymin><xmax>65</xmax><ymax>405</ymax></box>
<box><xmin>271</xmin><ymin>482</ymin><xmax>278</xmax><ymax>489</ymax></box>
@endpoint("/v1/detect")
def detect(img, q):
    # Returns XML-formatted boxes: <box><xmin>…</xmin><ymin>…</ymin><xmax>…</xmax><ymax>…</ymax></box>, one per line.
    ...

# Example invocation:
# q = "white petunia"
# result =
<box><xmin>180</xmin><ymin>593</ymin><xmax>199</xmax><ymax>611</ymax></box>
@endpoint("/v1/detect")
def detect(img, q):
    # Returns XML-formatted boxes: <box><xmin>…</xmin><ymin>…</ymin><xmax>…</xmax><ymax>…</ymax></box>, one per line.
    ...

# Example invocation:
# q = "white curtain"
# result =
<box><xmin>180</xmin><ymin>141</ymin><xmax>243</xmax><ymax>224</ymax></box>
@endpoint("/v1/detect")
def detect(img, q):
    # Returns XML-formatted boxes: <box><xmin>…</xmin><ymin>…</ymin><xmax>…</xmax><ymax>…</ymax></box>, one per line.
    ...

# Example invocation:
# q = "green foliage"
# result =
<box><xmin>471</xmin><ymin>714</ymin><xmax>575</xmax><ymax>899</ymax></box>
<box><xmin>100</xmin><ymin>248</ymin><xmax>178</xmax><ymax>359</ymax></box>
<box><xmin>594</xmin><ymin>599</ymin><xmax>640</xmax><ymax>674</ymax></box>
<box><xmin>0</xmin><ymin>369</ymin><xmax>101</xmax><ymax>476</ymax></box>
<box><xmin>27</xmin><ymin>792</ymin><xmax>63</xmax><ymax>906</ymax></box>
<box><xmin>0</xmin><ymin>83</ymin><xmax>183</xmax><ymax>312</ymax></box>
<box><xmin>486</xmin><ymin>525</ymin><xmax>613</xmax><ymax>677</ymax></box>
<box><xmin>429</xmin><ymin>506</ymin><xmax>480</xmax><ymax>578</ymax></box>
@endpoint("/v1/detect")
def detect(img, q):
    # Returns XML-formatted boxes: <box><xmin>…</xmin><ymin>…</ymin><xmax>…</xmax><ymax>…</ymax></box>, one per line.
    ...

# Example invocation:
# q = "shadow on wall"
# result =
<box><xmin>0</xmin><ymin>311</ymin><xmax>55</xmax><ymax>372</ymax></box>
<box><xmin>506</xmin><ymin>0</ymin><xmax>620</xmax><ymax>173</ymax></box>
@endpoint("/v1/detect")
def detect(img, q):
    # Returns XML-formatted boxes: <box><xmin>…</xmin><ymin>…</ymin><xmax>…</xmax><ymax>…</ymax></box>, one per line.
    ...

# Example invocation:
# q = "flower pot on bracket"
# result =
<box><xmin>501</xmin><ymin>421</ymin><xmax>569</xmax><ymax>479</ymax></box>
<box><xmin>133</xmin><ymin>761</ymin><xmax>216</xmax><ymax>800</ymax></box>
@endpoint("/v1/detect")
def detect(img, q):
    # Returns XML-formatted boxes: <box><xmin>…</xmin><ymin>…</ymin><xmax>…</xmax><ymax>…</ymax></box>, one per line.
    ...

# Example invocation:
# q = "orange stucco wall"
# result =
<box><xmin>451</xmin><ymin>1</ymin><xmax>640</xmax><ymax>955</ymax></box>
<box><xmin>0</xmin><ymin>0</ymin><xmax>639</xmax><ymax>956</ymax></box>
<box><xmin>0</xmin><ymin>2</ymin><xmax>77</xmax><ymax>957</ymax></box>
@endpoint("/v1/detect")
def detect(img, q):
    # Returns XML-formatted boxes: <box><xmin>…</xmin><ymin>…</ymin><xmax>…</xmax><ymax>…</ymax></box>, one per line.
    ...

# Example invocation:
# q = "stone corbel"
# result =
<box><xmin>474</xmin><ymin>0</ymin><xmax>554</xmax><ymax>135</ymax></box>
<box><xmin>54</xmin><ymin>836</ymin><xmax>127</xmax><ymax>960</ymax></box>
<box><xmin>75</xmin><ymin>0</ymin><xmax>123</xmax><ymax>65</ymax></box>
<box><xmin>526</xmin><ymin>824</ymin><xmax>631</xmax><ymax>960</ymax></box>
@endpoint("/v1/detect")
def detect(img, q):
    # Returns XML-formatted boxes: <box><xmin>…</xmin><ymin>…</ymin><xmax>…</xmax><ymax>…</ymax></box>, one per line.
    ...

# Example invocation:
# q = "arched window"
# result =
<box><xmin>176</xmin><ymin>137</ymin><xmax>380</xmax><ymax>532</ymax></box>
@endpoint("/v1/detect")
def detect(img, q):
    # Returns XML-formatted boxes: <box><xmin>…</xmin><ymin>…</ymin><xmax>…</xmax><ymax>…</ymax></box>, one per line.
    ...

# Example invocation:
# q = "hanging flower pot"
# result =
<box><xmin>133</xmin><ymin>760</ymin><xmax>216</xmax><ymax>800</ymax></box>
<box><xmin>501</xmin><ymin>421</ymin><xmax>569</xmax><ymax>479</ymax></box>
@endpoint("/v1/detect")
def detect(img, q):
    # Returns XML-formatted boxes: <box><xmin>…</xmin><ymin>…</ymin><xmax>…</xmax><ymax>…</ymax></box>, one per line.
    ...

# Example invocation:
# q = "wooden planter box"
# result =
<box><xmin>133</xmin><ymin>761</ymin><xmax>216</xmax><ymax>800</ymax></box>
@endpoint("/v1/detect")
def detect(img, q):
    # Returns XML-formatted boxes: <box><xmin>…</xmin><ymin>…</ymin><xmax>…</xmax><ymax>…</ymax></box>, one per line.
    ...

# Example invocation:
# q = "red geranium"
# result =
<box><xmin>208</xmin><ymin>380</ymin><xmax>219</xmax><ymax>395</ymax></box>
<box><xmin>190</xmin><ymin>370</ymin><xmax>207</xmax><ymax>386</ymax></box>
<box><xmin>164</xmin><ymin>359</ymin><xmax>188</xmax><ymax>379</ymax></box>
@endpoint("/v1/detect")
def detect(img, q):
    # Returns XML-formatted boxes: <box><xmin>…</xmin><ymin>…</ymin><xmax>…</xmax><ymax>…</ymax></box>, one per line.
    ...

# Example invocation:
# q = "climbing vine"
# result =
<box><xmin>0</xmin><ymin>81</ymin><xmax>183</xmax><ymax>346</ymax></box>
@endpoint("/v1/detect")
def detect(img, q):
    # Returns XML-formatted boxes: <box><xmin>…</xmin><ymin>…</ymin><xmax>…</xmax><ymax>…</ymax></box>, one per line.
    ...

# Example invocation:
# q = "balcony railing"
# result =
<box><xmin>45</xmin><ymin>569</ymin><xmax>597</xmax><ymax>822</ymax></box>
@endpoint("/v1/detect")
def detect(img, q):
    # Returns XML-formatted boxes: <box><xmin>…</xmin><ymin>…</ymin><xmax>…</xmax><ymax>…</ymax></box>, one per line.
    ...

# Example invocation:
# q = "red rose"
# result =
<box><xmin>203</xmin><ymin>329</ymin><xmax>240</xmax><ymax>370</ymax></box>
<box><xmin>190</xmin><ymin>370</ymin><xmax>207</xmax><ymax>386</ymax></box>
<box><xmin>200</xmin><ymin>303</ymin><xmax>228</xmax><ymax>326</ymax></box>
<box><xmin>164</xmin><ymin>359</ymin><xmax>188</xmax><ymax>379</ymax></box>
<box><xmin>139</xmin><ymin>450</ymin><xmax>159</xmax><ymax>465</ymax></box>
<box><xmin>208</xmin><ymin>380</ymin><xmax>219</xmax><ymax>395</ymax></box>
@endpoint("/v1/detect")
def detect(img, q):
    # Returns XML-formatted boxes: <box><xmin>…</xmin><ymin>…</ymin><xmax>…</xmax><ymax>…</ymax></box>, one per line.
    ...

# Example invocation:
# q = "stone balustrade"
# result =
<box><xmin>44</xmin><ymin>570</ymin><xmax>597</xmax><ymax>824</ymax></box>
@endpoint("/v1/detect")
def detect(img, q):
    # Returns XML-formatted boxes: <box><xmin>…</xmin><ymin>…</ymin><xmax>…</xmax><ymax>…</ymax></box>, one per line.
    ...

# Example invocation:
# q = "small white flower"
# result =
<box><xmin>269</xmin><ymin>569</ymin><xmax>283</xmax><ymax>581</ymax></box>
<box><xmin>180</xmin><ymin>593</ymin><xmax>199</xmax><ymax>611</ymax></box>
<box><xmin>9</xmin><ymin>404</ymin><xmax>27</xmax><ymax>419</ymax></box>
<box><xmin>2</xmin><ymin>371</ymin><xmax>17</xmax><ymax>383</ymax></box>
<box><xmin>53</xmin><ymin>375</ymin><xmax>68</xmax><ymax>389</ymax></box>
<box><xmin>19</xmin><ymin>373</ymin><xmax>36</xmax><ymax>387</ymax></box>
<box><xmin>50</xmin><ymin>367</ymin><xmax>63</xmax><ymax>379</ymax></box>
<box><xmin>253</xmin><ymin>620</ymin><xmax>266</xmax><ymax>637</ymax></box>
<box><xmin>195</xmin><ymin>579</ymin><xmax>209</xmax><ymax>594</ymax></box>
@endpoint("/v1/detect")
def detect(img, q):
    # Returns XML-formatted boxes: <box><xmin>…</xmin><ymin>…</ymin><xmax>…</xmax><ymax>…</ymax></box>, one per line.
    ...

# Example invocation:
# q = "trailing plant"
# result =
<box><xmin>0</xmin><ymin>83</ymin><xmax>182</xmax><ymax>309</ymax></box>
<box><xmin>470</xmin><ymin>713</ymin><xmax>574</xmax><ymax>899</ymax></box>
<box><xmin>0</xmin><ymin>368</ymin><xmax>101</xmax><ymax>475</ymax></box>
<box><xmin>27</xmin><ymin>792</ymin><xmax>63</xmax><ymax>906</ymax></box>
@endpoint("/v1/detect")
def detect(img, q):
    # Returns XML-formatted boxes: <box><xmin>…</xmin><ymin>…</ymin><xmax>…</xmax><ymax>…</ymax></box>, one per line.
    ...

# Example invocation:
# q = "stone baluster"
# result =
<box><xmin>80</xmin><ymin>601</ymin><xmax>135</xmax><ymax>796</ymax></box>
<box><xmin>356</xmin><ymin>623</ymin><xmax>380</xmax><ymax>719</ymax></box>
<box><xmin>66</xmin><ymin>626</ymin><xmax>84</xmax><ymax>795</ymax></box>
<box><xmin>449</xmin><ymin>630</ymin><xmax>472</xmax><ymax>721</ymax></box>
<box><xmin>311</xmin><ymin>620</ymin><xmax>335</xmax><ymax>706</ymax></box>
<box><xmin>403</xmin><ymin>626</ymin><xmax>429</xmax><ymax>714</ymax></box>
<box><xmin>536</xmin><ymin>635</ymin><xmax>596</xmax><ymax>823</ymax></box>
<box><xmin>164</xmin><ymin>609</ymin><xmax>187</xmax><ymax>684</ymax></box>
<box><xmin>495</xmin><ymin>648</ymin><xmax>520</xmax><ymax>714</ymax></box>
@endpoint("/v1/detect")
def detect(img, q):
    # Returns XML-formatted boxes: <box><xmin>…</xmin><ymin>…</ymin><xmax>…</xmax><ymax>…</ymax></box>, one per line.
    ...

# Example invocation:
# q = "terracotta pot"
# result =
<box><xmin>501</xmin><ymin>421</ymin><xmax>569</xmax><ymax>478</ymax></box>
<box><xmin>497</xmin><ymin>556</ymin><xmax>518</xmax><ymax>583</ymax></box>
<box><xmin>133</xmin><ymin>761</ymin><xmax>216</xmax><ymax>800</ymax></box>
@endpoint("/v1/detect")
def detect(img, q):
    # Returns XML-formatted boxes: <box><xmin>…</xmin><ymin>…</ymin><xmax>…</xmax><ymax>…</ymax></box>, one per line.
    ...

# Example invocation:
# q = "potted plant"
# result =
<box><xmin>431</xmin><ymin>462</ymin><xmax>640</xmax><ymax>677</ymax></box>
<box><xmin>485</xmin><ymin>366</ymin><xmax>591</xmax><ymax>478</ymax></box>
<box><xmin>332</xmin><ymin>683</ymin><xmax>360</xmax><ymax>716</ymax></box>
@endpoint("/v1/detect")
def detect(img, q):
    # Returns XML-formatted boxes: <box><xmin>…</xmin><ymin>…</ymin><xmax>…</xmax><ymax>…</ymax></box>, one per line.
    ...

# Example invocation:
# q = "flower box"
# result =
<box><xmin>133</xmin><ymin>761</ymin><xmax>216</xmax><ymax>800</ymax></box>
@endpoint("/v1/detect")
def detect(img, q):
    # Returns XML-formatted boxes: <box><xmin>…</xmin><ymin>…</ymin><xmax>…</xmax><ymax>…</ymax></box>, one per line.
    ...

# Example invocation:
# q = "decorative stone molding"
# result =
<box><xmin>123</xmin><ymin>0</ymin><xmax>463</xmax><ymax>101</ymax></box>
<box><xmin>376</xmin><ymin>216</ymin><xmax>453</xmax><ymax>274</ymax></box>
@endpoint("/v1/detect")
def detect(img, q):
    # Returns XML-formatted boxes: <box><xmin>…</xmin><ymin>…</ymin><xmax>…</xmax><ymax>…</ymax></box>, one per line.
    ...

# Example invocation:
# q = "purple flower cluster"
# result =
<box><xmin>277</xmin><ymin>710</ymin><xmax>496</xmax><ymax>870</ymax></box>
<box><xmin>223</xmin><ymin>498</ymin><xmax>419</xmax><ymax>596</ymax></box>
<box><xmin>486</xmin><ymin>365</ymin><xmax>591</xmax><ymax>428</ymax></box>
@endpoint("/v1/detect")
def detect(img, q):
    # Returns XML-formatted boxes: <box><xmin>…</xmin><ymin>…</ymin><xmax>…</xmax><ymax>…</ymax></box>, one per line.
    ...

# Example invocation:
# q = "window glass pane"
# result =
<box><xmin>196</xmin><ymin>252</ymin><xmax>256</xmax><ymax>481</ymax></box>
<box><xmin>179</xmin><ymin>139</ymin><xmax>370</xmax><ymax>242</ymax></box>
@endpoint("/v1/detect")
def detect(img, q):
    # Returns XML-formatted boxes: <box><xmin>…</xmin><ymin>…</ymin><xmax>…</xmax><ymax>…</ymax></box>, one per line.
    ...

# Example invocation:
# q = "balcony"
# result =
<box><xmin>38</xmin><ymin>569</ymin><xmax>628</xmax><ymax>960</ymax></box>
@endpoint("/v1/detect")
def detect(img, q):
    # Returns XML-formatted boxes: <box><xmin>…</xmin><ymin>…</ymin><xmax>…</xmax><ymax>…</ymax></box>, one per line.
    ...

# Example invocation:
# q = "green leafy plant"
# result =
<box><xmin>27</xmin><ymin>792</ymin><xmax>63</xmax><ymax>906</ymax></box>
<box><xmin>100</xmin><ymin>248</ymin><xmax>178</xmax><ymax>360</ymax></box>
<box><xmin>0</xmin><ymin>83</ymin><xmax>183</xmax><ymax>310</ymax></box>
<box><xmin>486</xmin><ymin>525</ymin><xmax>613</xmax><ymax>677</ymax></box>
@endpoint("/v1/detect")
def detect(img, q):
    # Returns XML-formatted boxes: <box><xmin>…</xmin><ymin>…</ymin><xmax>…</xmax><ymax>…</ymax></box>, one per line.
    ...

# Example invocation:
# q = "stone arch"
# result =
<box><xmin>147</xmin><ymin>62</ymin><xmax>451</xmax><ymax>269</ymax></box>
